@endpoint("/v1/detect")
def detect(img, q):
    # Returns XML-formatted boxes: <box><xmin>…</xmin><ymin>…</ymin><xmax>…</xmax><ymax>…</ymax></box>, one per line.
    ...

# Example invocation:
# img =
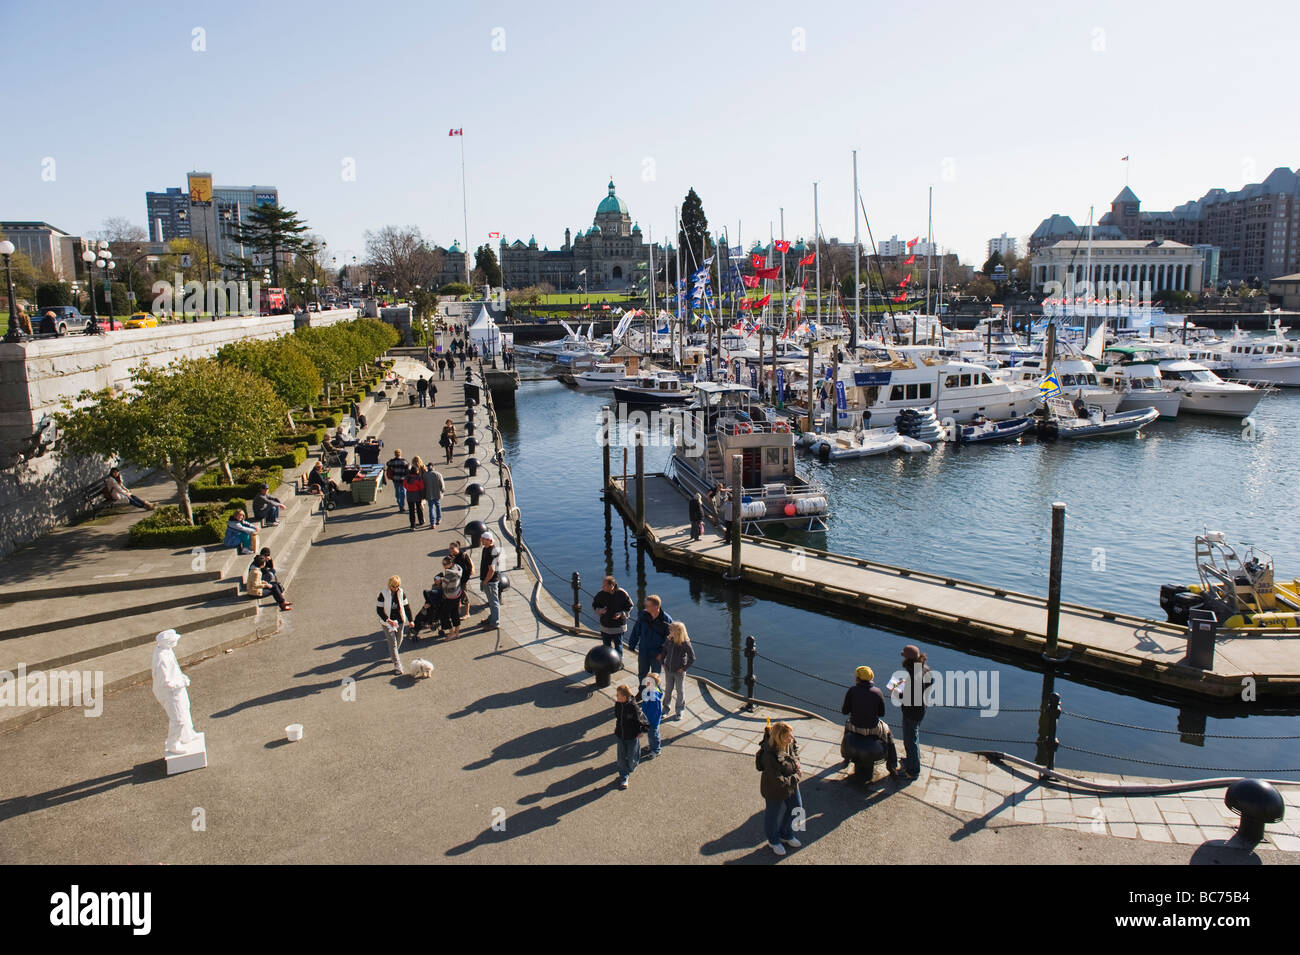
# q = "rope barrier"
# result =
<box><xmin>1057</xmin><ymin>744</ymin><xmax>1300</xmax><ymax>775</ymax></box>
<box><xmin>1062</xmin><ymin>710</ymin><xmax>1300</xmax><ymax>740</ymax></box>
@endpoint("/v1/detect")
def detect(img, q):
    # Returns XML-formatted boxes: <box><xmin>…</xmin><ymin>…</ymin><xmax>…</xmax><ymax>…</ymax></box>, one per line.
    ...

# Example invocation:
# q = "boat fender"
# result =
<box><xmin>773</xmin><ymin>419</ymin><xmax>790</xmax><ymax>433</ymax></box>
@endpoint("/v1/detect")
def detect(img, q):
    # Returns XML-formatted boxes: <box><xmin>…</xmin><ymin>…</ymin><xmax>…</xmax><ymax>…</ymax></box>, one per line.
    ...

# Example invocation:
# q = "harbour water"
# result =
<box><xmin>497</xmin><ymin>375</ymin><xmax>1300</xmax><ymax>780</ymax></box>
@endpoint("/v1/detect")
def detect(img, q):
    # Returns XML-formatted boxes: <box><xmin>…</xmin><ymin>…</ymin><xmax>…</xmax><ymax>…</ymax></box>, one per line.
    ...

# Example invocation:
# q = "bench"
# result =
<box><xmin>80</xmin><ymin>479</ymin><xmax>115</xmax><ymax>517</ymax></box>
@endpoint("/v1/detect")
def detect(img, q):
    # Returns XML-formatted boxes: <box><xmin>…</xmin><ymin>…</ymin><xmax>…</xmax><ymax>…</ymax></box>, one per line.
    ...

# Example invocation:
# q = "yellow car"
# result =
<box><xmin>125</xmin><ymin>312</ymin><xmax>159</xmax><ymax>329</ymax></box>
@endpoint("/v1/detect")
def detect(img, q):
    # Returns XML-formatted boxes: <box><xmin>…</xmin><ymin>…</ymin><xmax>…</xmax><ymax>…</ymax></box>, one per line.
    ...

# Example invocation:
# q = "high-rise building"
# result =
<box><xmin>145</xmin><ymin>188</ymin><xmax>191</xmax><ymax>243</ymax></box>
<box><xmin>0</xmin><ymin>221</ymin><xmax>81</xmax><ymax>280</ymax></box>
<box><xmin>987</xmin><ymin>233</ymin><xmax>1018</xmax><ymax>259</ymax></box>
<box><xmin>144</xmin><ymin>177</ymin><xmax>279</xmax><ymax>269</ymax></box>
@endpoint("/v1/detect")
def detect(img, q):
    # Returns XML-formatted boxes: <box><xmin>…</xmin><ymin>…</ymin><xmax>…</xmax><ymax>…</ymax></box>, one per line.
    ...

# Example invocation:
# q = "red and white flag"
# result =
<box><xmin>488</xmin><ymin>231</ymin><xmax>500</xmax><ymax>238</ymax></box>
<box><xmin>774</xmin><ymin>239</ymin><xmax>790</xmax><ymax>253</ymax></box>
<box><xmin>449</xmin><ymin>128</ymin><xmax>463</xmax><ymax>136</ymax></box>
<box><xmin>741</xmin><ymin>274</ymin><xmax>760</xmax><ymax>289</ymax></box>
<box><xmin>751</xmin><ymin>253</ymin><xmax>765</xmax><ymax>268</ymax></box>
<box><xmin>581</xmin><ymin>303</ymin><xmax>591</xmax><ymax>310</ymax></box>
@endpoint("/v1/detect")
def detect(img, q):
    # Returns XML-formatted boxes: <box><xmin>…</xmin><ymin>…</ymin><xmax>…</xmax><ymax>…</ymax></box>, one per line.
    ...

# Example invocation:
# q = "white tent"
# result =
<box><xmin>468</xmin><ymin>304</ymin><xmax>511</xmax><ymax>355</ymax></box>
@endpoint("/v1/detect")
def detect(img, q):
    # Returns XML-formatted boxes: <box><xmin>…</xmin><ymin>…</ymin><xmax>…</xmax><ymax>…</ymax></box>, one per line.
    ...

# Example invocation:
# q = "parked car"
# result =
<box><xmin>125</xmin><ymin>312</ymin><xmax>158</xmax><ymax>329</ymax></box>
<box><xmin>33</xmin><ymin>305</ymin><xmax>94</xmax><ymax>335</ymax></box>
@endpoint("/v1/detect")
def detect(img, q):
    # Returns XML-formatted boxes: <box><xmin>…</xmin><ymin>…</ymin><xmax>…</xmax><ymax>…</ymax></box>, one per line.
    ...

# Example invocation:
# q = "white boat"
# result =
<box><xmin>611</xmin><ymin>371</ymin><xmax>693</xmax><ymax>406</ymax></box>
<box><xmin>1007</xmin><ymin>353</ymin><xmax>1124</xmax><ymax>415</ymax></box>
<box><xmin>1096</xmin><ymin>362</ymin><xmax>1183</xmax><ymax>419</ymax></box>
<box><xmin>1156</xmin><ymin>360</ymin><xmax>1265</xmax><ymax>418</ymax></box>
<box><xmin>1213</xmin><ymin>331</ymin><xmax>1300</xmax><ymax>387</ymax></box>
<box><xmin>570</xmin><ymin>361</ymin><xmax>631</xmax><ymax>390</ymax></box>
<box><xmin>807</xmin><ymin>428</ymin><xmax>907</xmax><ymax>459</ymax></box>
<box><xmin>667</xmin><ymin>383</ymin><xmax>828</xmax><ymax>534</ymax></box>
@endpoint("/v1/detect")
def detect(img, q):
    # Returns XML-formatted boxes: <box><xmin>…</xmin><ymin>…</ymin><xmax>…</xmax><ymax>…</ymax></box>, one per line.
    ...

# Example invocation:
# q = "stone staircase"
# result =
<box><xmin>0</xmin><ymin>384</ymin><xmax>393</xmax><ymax>734</ymax></box>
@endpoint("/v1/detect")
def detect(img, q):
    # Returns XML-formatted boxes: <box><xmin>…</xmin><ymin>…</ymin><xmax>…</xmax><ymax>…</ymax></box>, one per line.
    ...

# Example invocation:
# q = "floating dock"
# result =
<box><xmin>606</xmin><ymin>473</ymin><xmax>1300</xmax><ymax>701</ymax></box>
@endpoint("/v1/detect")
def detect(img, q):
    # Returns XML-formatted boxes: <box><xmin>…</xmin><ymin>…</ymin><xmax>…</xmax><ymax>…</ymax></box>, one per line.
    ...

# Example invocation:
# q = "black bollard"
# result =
<box><xmin>742</xmin><ymin>635</ymin><xmax>757</xmax><ymax>712</ymax></box>
<box><xmin>1225</xmin><ymin>779</ymin><xmax>1285</xmax><ymax>845</ymax></box>
<box><xmin>466</xmin><ymin>420</ymin><xmax>476</xmax><ymax>437</ymax></box>
<box><xmin>466</xmin><ymin>405</ymin><xmax>476</xmax><ymax>422</ymax></box>
<box><xmin>465</xmin><ymin>519</ymin><xmax>486</xmax><ymax>547</ymax></box>
<box><xmin>515</xmin><ymin>514</ymin><xmax>523</xmax><ymax>570</ymax></box>
<box><xmin>570</xmin><ymin>571</ymin><xmax>583</xmax><ymax>631</ymax></box>
<box><xmin>584</xmin><ymin>644</ymin><xmax>621</xmax><ymax>689</ymax></box>
<box><xmin>466</xmin><ymin>482</ymin><xmax>483</xmax><ymax>507</ymax></box>
<box><xmin>465</xmin><ymin>436</ymin><xmax>478</xmax><ymax>455</ymax></box>
<box><xmin>466</xmin><ymin>456</ymin><xmax>479</xmax><ymax>477</ymax></box>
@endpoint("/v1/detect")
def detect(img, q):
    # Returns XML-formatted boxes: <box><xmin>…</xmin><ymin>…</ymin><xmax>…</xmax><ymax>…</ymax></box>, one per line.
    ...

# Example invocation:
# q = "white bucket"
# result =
<box><xmin>285</xmin><ymin>723</ymin><xmax>304</xmax><ymax>742</ymax></box>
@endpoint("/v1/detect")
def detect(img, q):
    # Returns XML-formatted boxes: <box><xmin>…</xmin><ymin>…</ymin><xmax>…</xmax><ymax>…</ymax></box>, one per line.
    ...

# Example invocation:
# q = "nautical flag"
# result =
<box><xmin>774</xmin><ymin>240</ymin><xmax>790</xmax><ymax>254</ymax></box>
<box><xmin>904</xmin><ymin>254</ymin><xmax>915</xmax><ymax>265</ymax></box>
<box><xmin>752</xmin><ymin>253</ymin><xmax>765</xmax><ymax>268</ymax></box>
<box><xmin>449</xmin><ymin>128</ymin><xmax>463</xmax><ymax>136</ymax></box>
<box><xmin>742</xmin><ymin>274</ymin><xmax>760</xmax><ymax>288</ymax></box>
<box><xmin>755</xmin><ymin>266</ymin><xmax>779</xmax><ymax>280</ymax></box>
<box><xmin>798</xmin><ymin>253</ymin><xmax>815</xmax><ymax>266</ymax></box>
<box><xmin>1039</xmin><ymin>372</ymin><xmax>1061</xmax><ymax>399</ymax></box>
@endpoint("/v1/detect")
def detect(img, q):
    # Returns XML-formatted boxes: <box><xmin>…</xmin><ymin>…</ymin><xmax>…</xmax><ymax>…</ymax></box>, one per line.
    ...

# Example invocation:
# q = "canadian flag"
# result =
<box><xmin>449</xmin><ymin>128</ymin><xmax>463</xmax><ymax>136</ymax></box>
<box><xmin>488</xmin><ymin>231</ymin><xmax>501</xmax><ymax>238</ymax></box>
<box><xmin>581</xmin><ymin>304</ymin><xmax>591</xmax><ymax>310</ymax></box>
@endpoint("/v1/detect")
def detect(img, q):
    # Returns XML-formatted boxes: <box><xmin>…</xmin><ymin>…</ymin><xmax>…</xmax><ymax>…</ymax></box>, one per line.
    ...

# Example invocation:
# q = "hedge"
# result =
<box><xmin>275</xmin><ymin>426</ymin><xmax>326</xmax><ymax>446</ymax></box>
<box><xmin>190</xmin><ymin>467</ymin><xmax>281</xmax><ymax>502</ymax></box>
<box><xmin>237</xmin><ymin>442</ymin><xmax>308</xmax><ymax>470</ymax></box>
<box><xmin>302</xmin><ymin>411</ymin><xmax>342</xmax><ymax>428</ymax></box>
<box><xmin>128</xmin><ymin>498</ymin><xmax>246</xmax><ymax>548</ymax></box>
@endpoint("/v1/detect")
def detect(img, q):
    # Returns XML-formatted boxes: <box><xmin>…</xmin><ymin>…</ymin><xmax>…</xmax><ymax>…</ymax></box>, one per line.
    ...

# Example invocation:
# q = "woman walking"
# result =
<box><xmin>375</xmin><ymin>575</ymin><xmax>413</xmax><ymax>676</ymax></box>
<box><xmin>405</xmin><ymin>457</ymin><xmax>427</xmax><ymax>529</ymax></box>
<box><xmin>439</xmin><ymin>420</ymin><xmax>458</xmax><ymax>465</ymax></box>
<box><xmin>661</xmin><ymin>621</ymin><xmax>696</xmax><ymax>720</ymax></box>
<box><xmin>757</xmin><ymin>721</ymin><xmax>803</xmax><ymax>856</ymax></box>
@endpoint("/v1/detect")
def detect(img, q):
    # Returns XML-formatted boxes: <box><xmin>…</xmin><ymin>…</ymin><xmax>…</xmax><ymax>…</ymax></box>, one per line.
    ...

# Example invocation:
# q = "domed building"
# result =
<box><xmin>498</xmin><ymin>178</ymin><xmax>658</xmax><ymax>291</ymax></box>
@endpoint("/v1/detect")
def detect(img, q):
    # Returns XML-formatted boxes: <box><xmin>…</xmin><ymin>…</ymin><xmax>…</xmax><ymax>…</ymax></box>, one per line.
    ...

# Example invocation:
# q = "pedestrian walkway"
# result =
<box><xmin>0</xmin><ymin>349</ymin><xmax>1294</xmax><ymax>863</ymax></box>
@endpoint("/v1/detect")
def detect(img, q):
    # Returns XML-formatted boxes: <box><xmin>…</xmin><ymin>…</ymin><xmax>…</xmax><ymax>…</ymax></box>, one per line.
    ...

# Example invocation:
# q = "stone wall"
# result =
<box><xmin>0</xmin><ymin>309</ymin><xmax>357</xmax><ymax>557</ymax></box>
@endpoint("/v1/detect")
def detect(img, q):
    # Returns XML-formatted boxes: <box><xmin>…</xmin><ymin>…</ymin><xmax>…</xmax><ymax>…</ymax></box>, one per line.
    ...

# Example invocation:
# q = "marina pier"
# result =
<box><xmin>605</xmin><ymin>473</ymin><xmax>1300</xmax><ymax>702</ymax></box>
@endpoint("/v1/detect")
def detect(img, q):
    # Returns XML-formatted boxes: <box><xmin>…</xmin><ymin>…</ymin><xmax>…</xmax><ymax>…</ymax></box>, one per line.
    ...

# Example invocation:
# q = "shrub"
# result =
<box><xmin>129</xmin><ymin>498</ymin><xmax>245</xmax><ymax>547</ymax></box>
<box><xmin>190</xmin><ymin>467</ymin><xmax>281</xmax><ymax>502</ymax></box>
<box><xmin>239</xmin><ymin>443</ymin><xmax>308</xmax><ymax>470</ymax></box>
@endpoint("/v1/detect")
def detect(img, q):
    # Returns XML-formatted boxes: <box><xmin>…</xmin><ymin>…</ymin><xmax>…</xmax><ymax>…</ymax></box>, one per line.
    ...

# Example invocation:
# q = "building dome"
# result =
<box><xmin>448</xmin><ymin>240</ymin><xmax>463</xmax><ymax>254</ymax></box>
<box><xmin>596</xmin><ymin>179</ymin><xmax>627</xmax><ymax>217</ymax></box>
<box><xmin>632</xmin><ymin>222</ymin><xmax>641</xmax><ymax>233</ymax></box>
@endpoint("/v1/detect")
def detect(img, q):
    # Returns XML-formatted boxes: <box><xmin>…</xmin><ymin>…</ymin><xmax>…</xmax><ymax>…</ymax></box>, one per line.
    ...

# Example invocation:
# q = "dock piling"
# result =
<box><xmin>634</xmin><ymin>437</ymin><xmax>646</xmax><ymax>539</ymax></box>
<box><xmin>601</xmin><ymin>405</ymin><xmax>611</xmax><ymax>495</ymax></box>
<box><xmin>743</xmin><ymin>635</ymin><xmax>757</xmax><ymax>712</ymax></box>
<box><xmin>1043</xmin><ymin>502</ymin><xmax>1068</xmax><ymax>663</ymax></box>
<box><xmin>725</xmin><ymin>453</ymin><xmax>743</xmax><ymax>582</ymax></box>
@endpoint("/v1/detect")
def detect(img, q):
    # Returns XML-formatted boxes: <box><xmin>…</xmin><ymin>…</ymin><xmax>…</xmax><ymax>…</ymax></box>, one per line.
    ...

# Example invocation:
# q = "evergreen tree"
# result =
<box><xmin>677</xmin><ymin>188</ymin><xmax>715</xmax><ymax>277</ymax></box>
<box><xmin>224</xmin><ymin>204</ymin><xmax>312</xmax><ymax>287</ymax></box>
<box><xmin>475</xmin><ymin>244</ymin><xmax>503</xmax><ymax>288</ymax></box>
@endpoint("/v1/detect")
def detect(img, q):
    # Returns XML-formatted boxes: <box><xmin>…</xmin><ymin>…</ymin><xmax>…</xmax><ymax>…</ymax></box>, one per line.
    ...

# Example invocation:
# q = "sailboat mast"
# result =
<box><xmin>675</xmin><ymin>206</ymin><xmax>683</xmax><ymax>372</ymax></box>
<box><xmin>921</xmin><ymin>184</ymin><xmax>932</xmax><ymax>345</ymax></box>
<box><xmin>852</xmin><ymin>150</ymin><xmax>860</xmax><ymax>352</ymax></box>
<box><xmin>1084</xmin><ymin>205</ymin><xmax>1095</xmax><ymax>341</ymax></box>
<box><xmin>780</xmin><ymin>207</ymin><xmax>787</xmax><ymax>335</ymax></box>
<box><xmin>813</xmin><ymin>181</ymin><xmax>821</xmax><ymax>329</ymax></box>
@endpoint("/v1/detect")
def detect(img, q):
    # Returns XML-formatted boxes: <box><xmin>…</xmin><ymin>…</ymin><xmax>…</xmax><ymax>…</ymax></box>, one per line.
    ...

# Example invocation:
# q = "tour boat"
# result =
<box><xmin>1160</xmin><ymin>532</ymin><xmax>1300</xmax><ymax>633</ymax></box>
<box><xmin>667</xmin><ymin>382</ymin><xmax>828</xmax><ymax>534</ymax></box>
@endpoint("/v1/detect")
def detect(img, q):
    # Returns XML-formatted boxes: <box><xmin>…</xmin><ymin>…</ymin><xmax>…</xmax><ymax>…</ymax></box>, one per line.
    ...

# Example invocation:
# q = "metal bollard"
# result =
<box><xmin>1040</xmin><ymin>690</ymin><xmax>1062</xmax><ymax>773</ymax></box>
<box><xmin>571</xmin><ymin>571</ymin><xmax>582</xmax><ymax>632</ymax></box>
<box><xmin>743</xmin><ymin>635</ymin><xmax>757</xmax><ymax>712</ymax></box>
<box><xmin>466</xmin><ymin>456</ymin><xmax>479</xmax><ymax>477</ymax></box>
<box><xmin>515</xmin><ymin>514</ymin><xmax>523</xmax><ymax>570</ymax></box>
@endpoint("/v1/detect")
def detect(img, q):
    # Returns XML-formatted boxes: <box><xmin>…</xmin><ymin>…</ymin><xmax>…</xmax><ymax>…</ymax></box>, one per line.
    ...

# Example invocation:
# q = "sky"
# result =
<box><xmin>3</xmin><ymin>0</ymin><xmax>1298</xmax><ymax>267</ymax></box>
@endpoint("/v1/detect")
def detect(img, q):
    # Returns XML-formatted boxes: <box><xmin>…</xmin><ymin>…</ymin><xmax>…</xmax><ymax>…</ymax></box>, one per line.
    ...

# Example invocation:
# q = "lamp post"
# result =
<box><xmin>96</xmin><ymin>242</ymin><xmax>116</xmax><ymax>330</ymax></box>
<box><xmin>80</xmin><ymin>245</ymin><xmax>100</xmax><ymax>333</ymax></box>
<box><xmin>1</xmin><ymin>240</ymin><xmax>21</xmax><ymax>342</ymax></box>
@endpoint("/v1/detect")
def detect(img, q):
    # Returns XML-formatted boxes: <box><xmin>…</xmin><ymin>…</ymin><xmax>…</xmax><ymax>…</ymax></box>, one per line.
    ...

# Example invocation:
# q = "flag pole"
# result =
<box><xmin>814</xmin><ymin>181</ymin><xmax>821</xmax><ymax>331</ymax></box>
<box><xmin>852</xmin><ymin>150</ymin><xmax>860</xmax><ymax>352</ymax></box>
<box><xmin>459</xmin><ymin>131</ymin><xmax>470</xmax><ymax>286</ymax></box>
<box><xmin>675</xmin><ymin>206</ymin><xmax>683</xmax><ymax>373</ymax></box>
<box><xmin>780</xmin><ymin>207</ymin><xmax>787</xmax><ymax>337</ymax></box>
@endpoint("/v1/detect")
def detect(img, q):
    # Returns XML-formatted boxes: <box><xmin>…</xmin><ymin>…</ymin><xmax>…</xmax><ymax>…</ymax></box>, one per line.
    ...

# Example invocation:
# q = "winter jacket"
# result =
<box><xmin>403</xmin><ymin>472</ymin><xmax>425</xmax><ymax>494</ymax></box>
<box><xmin>688</xmin><ymin>497</ymin><xmax>703</xmax><ymax>525</ymax></box>
<box><xmin>614</xmin><ymin>699</ymin><xmax>649</xmax><ymax>740</ymax></box>
<box><xmin>899</xmin><ymin>662</ymin><xmax>935</xmax><ymax>722</ymax></box>
<box><xmin>662</xmin><ymin>638</ymin><xmax>696</xmax><ymax>673</ymax></box>
<box><xmin>627</xmin><ymin>608</ymin><xmax>674</xmax><ymax>659</ymax></box>
<box><xmin>758</xmin><ymin>737</ymin><xmax>801</xmax><ymax>801</ymax></box>
<box><xmin>423</xmin><ymin>469</ymin><xmax>445</xmax><ymax>502</ymax></box>
<box><xmin>386</xmin><ymin>456</ymin><xmax>409</xmax><ymax>484</ymax></box>
<box><xmin>842</xmin><ymin>682</ymin><xmax>886</xmax><ymax>731</ymax></box>
<box><xmin>640</xmin><ymin>687</ymin><xmax>663</xmax><ymax>727</ymax></box>
<box><xmin>438</xmin><ymin>566</ymin><xmax>463</xmax><ymax>600</ymax></box>
<box><xmin>592</xmin><ymin>587</ymin><xmax>633</xmax><ymax>633</ymax></box>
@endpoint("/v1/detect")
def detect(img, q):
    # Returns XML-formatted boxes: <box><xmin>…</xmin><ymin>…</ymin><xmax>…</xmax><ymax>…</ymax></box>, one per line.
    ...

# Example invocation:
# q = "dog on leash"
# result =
<box><xmin>410</xmin><ymin>658</ymin><xmax>435</xmax><ymax>679</ymax></box>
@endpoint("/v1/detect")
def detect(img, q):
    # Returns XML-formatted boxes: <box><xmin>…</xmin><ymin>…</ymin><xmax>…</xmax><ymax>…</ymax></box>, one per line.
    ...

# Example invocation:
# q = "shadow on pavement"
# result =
<box><xmin>0</xmin><ymin>762</ymin><xmax>166</xmax><ymax>824</ymax></box>
<box><xmin>445</xmin><ymin>772</ymin><xmax>611</xmax><ymax>856</ymax></box>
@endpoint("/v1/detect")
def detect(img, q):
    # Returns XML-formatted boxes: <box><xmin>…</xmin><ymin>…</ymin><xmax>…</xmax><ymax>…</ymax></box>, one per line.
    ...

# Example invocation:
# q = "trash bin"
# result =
<box><xmin>1185</xmin><ymin>608</ymin><xmax>1217</xmax><ymax>669</ymax></box>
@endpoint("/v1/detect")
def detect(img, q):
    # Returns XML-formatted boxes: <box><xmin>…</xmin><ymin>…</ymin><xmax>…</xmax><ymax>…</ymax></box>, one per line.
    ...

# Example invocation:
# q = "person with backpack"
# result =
<box><xmin>757</xmin><ymin>721</ymin><xmax>803</xmax><ymax>856</ymax></box>
<box><xmin>435</xmin><ymin>556</ymin><xmax>464</xmax><ymax>639</ymax></box>
<box><xmin>404</xmin><ymin>458</ymin><xmax>427</xmax><ymax>528</ymax></box>
<box><xmin>591</xmin><ymin>575</ymin><xmax>634</xmax><ymax>653</ymax></box>
<box><xmin>613</xmin><ymin>683</ymin><xmax>649</xmax><ymax>790</ymax></box>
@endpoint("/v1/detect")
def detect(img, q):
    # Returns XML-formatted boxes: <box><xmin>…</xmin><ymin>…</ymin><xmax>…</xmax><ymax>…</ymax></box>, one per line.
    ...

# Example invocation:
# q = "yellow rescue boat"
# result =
<box><xmin>1159</xmin><ymin>532</ymin><xmax>1300</xmax><ymax>634</ymax></box>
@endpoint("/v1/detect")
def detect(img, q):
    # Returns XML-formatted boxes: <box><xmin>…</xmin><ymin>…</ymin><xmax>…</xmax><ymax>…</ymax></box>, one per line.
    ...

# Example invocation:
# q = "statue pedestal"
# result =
<box><xmin>165</xmin><ymin>732</ymin><xmax>207</xmax><ymax>776</ymax></box>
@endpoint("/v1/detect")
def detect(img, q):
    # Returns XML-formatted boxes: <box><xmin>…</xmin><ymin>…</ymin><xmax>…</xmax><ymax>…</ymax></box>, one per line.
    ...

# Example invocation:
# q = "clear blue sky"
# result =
<box><xmin>3</xmin><ymin>0</ymin><xmax>1297</xmax><ymax>266</ymax></box>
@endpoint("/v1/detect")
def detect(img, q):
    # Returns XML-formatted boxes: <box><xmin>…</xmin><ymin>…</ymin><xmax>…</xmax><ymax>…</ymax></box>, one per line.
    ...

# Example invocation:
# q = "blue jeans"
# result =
<box><xmin>429</xmin><ymin>499</ymin><xmax>442</xmax><ymax>524</ymax></box>
<box><xmin>615</xmin><ymin>737</ymin><xmax>640</xmax><ymax>781</ymax></box>
<box><xmin>483</xmin><ymin>580</ymin><xmax>500</xmax><ymax>628</ymax></box>
<box><xmin>394</xmin><ymin>482</ymin><xmax>406</xmax><ymax>510</ymax></box>
<box><xmin>418</xmin><ymin>391</ymin><xmax>427</xmax><ymax>407</ymax></box>
<box><xmin>637</xmin><ymin>653</ymin><xmax>663</xmax><ymax>684</ymax></box>
<box><xmin>646</xmin><ymin>721</ymin><xmax>661</xmax><ymax>755</ymax></box>
<box><xmin>901</xmin><ymin>714</ymin><xmax>922</xmax><ymax>776</ymax></box>
<box><xmin>261</xmin><ymin>502</ymin><xmax>280</xmax><ymax>524</ymax></box>
<box><xmin>601</xmin><ymin>630</ymin><xmax>624</xmax><ymax>653</ymax></box>
<box><xmin>764</xmin><ymin>788</ymin><xmax>803</xmax><ymax>846</ymax></box>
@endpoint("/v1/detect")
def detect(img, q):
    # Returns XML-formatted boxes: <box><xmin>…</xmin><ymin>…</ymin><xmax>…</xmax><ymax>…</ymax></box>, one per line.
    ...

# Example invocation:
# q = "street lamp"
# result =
<box><xmin>96</xmin><ymin>241</ymin><xmax>116</xmax><ymax>329</ymax></box>
<box><xmin>80</xmin><ymin>245</ymin><xmax>101</xmax><ymax>333</ymax></box>
<box><xmin>1</xmin><ymin>239</ymin><xmax>21</xmax><ymax>342</ymax></box>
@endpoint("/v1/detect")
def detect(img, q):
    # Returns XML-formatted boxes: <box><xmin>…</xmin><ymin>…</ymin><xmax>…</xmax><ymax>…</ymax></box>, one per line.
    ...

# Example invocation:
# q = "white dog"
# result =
<box><xmin>410</xmin><ymin>658</ymin><xmax>435</xmax><ymax>680</ymax></box>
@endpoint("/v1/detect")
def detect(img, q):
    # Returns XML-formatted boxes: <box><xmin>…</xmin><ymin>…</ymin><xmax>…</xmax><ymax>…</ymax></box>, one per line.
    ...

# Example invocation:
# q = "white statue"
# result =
<box><xmin>152</xmin><ymin>630</ymin><xmax>199</xmax><ymax>754</ymax></box>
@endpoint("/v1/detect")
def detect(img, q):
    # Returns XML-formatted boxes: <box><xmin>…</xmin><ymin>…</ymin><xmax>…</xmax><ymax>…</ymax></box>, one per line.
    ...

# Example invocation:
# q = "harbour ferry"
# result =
<box><xmin>667</xmin><ymin>382</ymin><xmax>828</xmax><ymax>534</ymax></box>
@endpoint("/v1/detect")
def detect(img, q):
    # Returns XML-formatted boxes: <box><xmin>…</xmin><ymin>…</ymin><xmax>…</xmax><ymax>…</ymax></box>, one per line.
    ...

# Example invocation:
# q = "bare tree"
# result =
<box><xmin>364</xmin><ymin>225</ymin><xmax>444</xmax><ymax>292</ymax></box>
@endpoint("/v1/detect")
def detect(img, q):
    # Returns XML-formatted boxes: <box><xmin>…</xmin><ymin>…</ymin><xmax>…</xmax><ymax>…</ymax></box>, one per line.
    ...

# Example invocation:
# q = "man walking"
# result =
<box><xmin>386</xmin><ymin>448</ymin><xmax>409</xmax><ymax>513</ymax></box>
<box><xmin>627</xmin><ymin>594</ymin><xmax>673</xmax><ymax>684</ymax></box>
<box><xmin>424</xmin><ymin>464</ymin><xmax>445</xmax><ymax>526</ymax></box>
<box><xmin>592</xmin><ymin>575</ymin><xmax>634</xmax><ymax>653</ymax></box>
<box><xmin>416</xmin><ymin>375</ymin><xmax>429</xmax><ymax>408</ymax></box>
<box><xmin>479</xmin><ymin>529</ymin><xmax>502</xmax><ymax>629</ymax></box>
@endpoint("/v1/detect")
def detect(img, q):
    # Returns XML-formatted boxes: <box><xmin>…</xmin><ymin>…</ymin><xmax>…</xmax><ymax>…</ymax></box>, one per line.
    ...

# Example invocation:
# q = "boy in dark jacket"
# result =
<box><xmin>613</xmin><ymin>683</ymin><xmax>649</xmax><ymax>790</ymax></box>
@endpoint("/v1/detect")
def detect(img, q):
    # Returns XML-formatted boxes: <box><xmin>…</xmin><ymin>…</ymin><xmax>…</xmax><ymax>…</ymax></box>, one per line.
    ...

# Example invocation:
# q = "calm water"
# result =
<box><xmin>498</xmin><ymin>373</ymin><xmax>1300</xmax><ymax>780</ymax></box>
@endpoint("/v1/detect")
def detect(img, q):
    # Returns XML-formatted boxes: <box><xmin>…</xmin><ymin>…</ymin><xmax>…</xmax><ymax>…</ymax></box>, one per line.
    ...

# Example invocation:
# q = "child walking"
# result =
<box><xmin>640</xmin><ymin>673</ymin><xmax>664</xmax><ymax>760</ymax></box>
<box><xmin>613</xmin><ymin>683</ymin><xmax>649</xmax><ymax>790</ymax></box>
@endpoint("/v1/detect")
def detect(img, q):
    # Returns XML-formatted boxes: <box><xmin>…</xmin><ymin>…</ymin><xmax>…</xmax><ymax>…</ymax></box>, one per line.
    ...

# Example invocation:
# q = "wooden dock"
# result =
<box><xmin>606</xmin><ymin>474</ymin><xmax>1300</xmax><ymax>701</ymax></box>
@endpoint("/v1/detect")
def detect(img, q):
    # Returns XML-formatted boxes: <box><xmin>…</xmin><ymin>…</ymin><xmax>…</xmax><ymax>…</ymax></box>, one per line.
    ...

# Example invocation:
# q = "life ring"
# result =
<box><xmin>773</xmin><ymin>419</ymin><xmax>790</xmax><ymax>433</ymax></box>
<box><xmin>733</xmin><ymin>422</ymin><xmax>754</xmax><ymax>435</ymax></box>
